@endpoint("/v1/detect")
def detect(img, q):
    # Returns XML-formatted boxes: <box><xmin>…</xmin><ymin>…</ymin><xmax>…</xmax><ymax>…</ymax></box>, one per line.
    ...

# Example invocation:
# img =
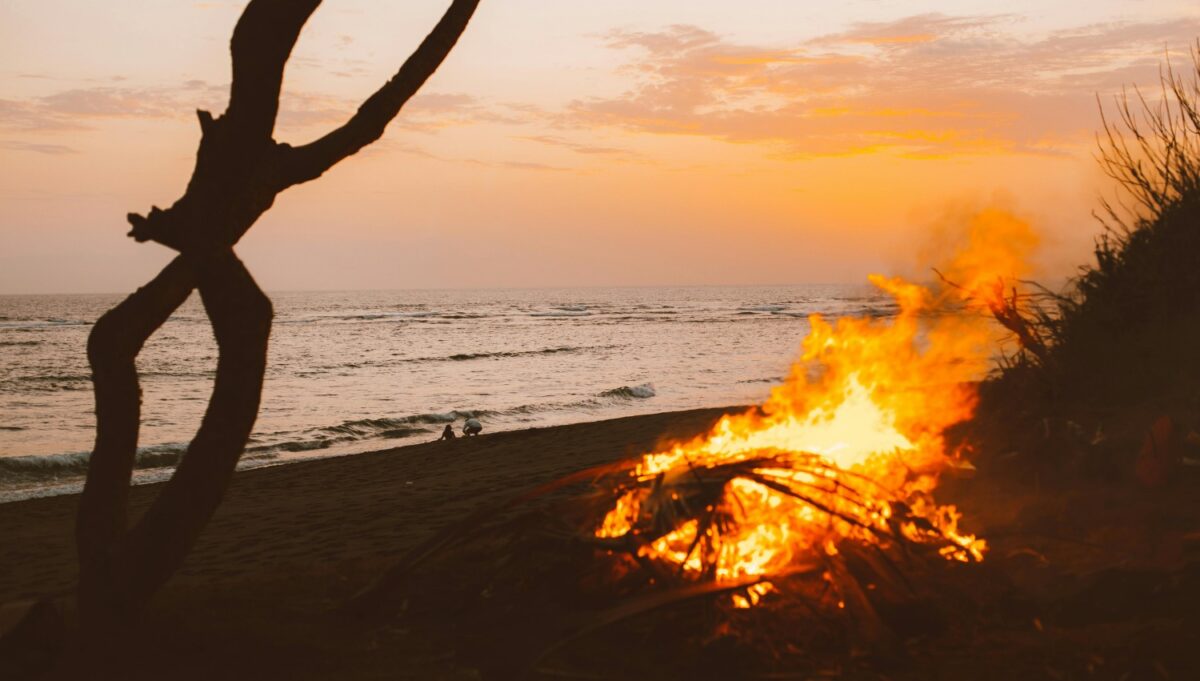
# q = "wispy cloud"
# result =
<box><xmin>0</xmin><ymin>140</ymin><xmax>78</xmax><ymax>155</ymax></box>
<box><xmin>565</xmin><ymin>15</ymin><xmax>1200</xmax><ymax>158</ymax></box>
<box><xmin>516</xmin><ymin>134</ymin><xmax>628</xmax><ymax>155</ymax></box>
<box><xmin>5</xmin><ymin>12</ymin><xmax>1196</xmax><ymax>166</ymax></box>
<box><xmin>0</xmin><ymin>81</ymin><xmax>224</xmax><ymax>131</ymax></box>
<box><xmin>0</xmin><ymin>79</ymin><xmax>516</xmax><ymax>139</ymax></box>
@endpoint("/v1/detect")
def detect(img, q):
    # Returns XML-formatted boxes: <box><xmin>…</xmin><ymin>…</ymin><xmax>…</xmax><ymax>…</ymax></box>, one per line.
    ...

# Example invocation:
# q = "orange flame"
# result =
<box><xmin>597</xmin><ymin>209</ymin><xmax>1039</xmax><ymax>593</ymax></box>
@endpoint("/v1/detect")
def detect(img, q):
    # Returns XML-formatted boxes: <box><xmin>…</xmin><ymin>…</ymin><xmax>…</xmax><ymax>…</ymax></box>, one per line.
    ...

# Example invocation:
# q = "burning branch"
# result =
<box><xmin>934</xmin><ymin>268</ymin><xmax>1052</xmax><ymax>367</ymax></box>
<box><xmin>590</xmin><ymin>452</ymin><xmax>983</xmax><ymax>592</ymax></box>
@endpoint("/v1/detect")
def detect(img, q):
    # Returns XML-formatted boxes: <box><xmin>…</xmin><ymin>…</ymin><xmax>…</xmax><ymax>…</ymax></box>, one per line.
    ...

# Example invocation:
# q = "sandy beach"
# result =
<box><xmin>1</xmin><ymin>408</ymin><xmax>739</xmax><ymax>679</ymax></box>
<box><xmin>4</xmin><ymin>406</ymin><xmax>1200</xmax><ymax>680</ymax></box>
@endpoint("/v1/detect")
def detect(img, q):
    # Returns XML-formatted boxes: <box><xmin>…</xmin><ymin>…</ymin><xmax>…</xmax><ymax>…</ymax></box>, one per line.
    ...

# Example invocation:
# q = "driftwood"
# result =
<box><xmin>65</xmin><ymin>0</ymin><xmax>481</xmax><ymax>646</ymax></box>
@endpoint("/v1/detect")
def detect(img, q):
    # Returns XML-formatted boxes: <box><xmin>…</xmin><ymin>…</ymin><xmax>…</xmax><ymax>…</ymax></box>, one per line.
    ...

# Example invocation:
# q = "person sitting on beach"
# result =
<box><xmin>438</xmin><ymin>423</ymin><xmax>456</xmax><ymax>441</ymax></box>
<box><xmin>463</xmin><ymin>417</ymin><xmax>483</xmax><ymax>437</ymax></box>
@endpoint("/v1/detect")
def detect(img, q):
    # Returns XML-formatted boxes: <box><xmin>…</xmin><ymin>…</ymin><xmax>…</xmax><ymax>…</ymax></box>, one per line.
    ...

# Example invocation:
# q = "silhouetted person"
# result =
<box><xmin>463</xmin><ymin>417</ymin><xmax>483</xmax><ymax>437</ymax></box>
<box><xmin>438</xmin><ymin>424</ymin><xmax>457</xmax><ymax>441</ymax></box>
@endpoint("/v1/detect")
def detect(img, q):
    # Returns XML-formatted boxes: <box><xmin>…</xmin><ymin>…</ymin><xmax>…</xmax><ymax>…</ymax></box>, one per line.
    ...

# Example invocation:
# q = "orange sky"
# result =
<box><xmin>2</xmin><ymin>1</ymin><xmax>1199</xmax><ymax>293</ymax></box>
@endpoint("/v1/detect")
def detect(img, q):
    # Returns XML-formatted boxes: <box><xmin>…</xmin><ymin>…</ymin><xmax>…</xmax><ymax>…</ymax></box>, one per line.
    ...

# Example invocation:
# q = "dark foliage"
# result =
<box><xmin>970</xmin><ymin>43</ymin><xmax>1200</xmax><ymax>476</ymax></box>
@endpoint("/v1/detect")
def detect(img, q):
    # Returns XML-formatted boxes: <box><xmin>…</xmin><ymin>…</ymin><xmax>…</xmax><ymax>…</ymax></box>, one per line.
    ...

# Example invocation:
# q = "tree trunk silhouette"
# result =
<box><xmin>68</xmin><ymin>0</ymin><xmax>481</xmax><ymax>644</ymax></box>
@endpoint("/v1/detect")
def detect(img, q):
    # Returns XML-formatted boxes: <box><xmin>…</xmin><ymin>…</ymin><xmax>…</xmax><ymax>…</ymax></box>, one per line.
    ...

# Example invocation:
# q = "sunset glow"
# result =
<box><xmin>2</xmin><ymin>0</ymin><xmax>1198</xmax><ymax>292</ymax></box>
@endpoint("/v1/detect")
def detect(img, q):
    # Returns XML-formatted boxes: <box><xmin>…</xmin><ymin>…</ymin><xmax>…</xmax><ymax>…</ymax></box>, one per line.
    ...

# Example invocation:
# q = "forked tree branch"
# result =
<box><xmin>281</xmin><ymin>0</ymin><xmax>482</xmax><ymax>186</ymax></box>
<box><xmin>125</xmin><ymin>0</ymin><xmax>480</xmax><ymax>253</ymax></box>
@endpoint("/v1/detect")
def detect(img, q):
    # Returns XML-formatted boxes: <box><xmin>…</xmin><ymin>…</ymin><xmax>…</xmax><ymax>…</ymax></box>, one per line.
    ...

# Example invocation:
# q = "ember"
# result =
<box><xmin>595</xmin><ymin>209</ymin><xmax>1040</xmax><ymax>600</ymax></box>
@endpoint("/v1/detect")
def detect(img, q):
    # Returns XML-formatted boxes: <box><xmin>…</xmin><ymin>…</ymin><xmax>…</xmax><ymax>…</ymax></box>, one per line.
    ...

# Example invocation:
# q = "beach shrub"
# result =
<box><xmin>972</xmin><ymin>43</ymin><xmax>1200</xmax><ymax>471</ymax></box>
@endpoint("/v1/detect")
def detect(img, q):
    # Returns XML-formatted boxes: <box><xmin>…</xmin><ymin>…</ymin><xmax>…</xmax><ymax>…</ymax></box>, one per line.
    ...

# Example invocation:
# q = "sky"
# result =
<box><xmin>2</xmin><ymin>0</ymin><xmax>1199</xmax><ymax>293</ymax></box>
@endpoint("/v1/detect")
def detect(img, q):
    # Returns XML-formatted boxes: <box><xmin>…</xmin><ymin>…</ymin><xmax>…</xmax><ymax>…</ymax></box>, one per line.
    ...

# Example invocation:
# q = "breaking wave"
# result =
<box><xmin>446</xmin><ymin>346</ymin><xmax>584</xmax><ymax>361</ymax></box>
<box><xmin>0</xmin><ymin>409</ymin><xmax>503</xmax><ymax>484</ymax></box>
<box><xmin>0</xmin><ymin>441</ymin><xmax>267</xmax><ymax>484</ymax></box>
<box><xmin>529</xmin><ymin>311</ymin><xmax>591</xmax><ymax>318</ymax></box>
<box><xmin>599</xmin><ymin>383</ymin><xmax>657</xmax><ymax>399</ymax></box>
<box><xmin>0</xmin><ymin>318</ymin><xmax>90</xmax><ymax>330</ymax></box>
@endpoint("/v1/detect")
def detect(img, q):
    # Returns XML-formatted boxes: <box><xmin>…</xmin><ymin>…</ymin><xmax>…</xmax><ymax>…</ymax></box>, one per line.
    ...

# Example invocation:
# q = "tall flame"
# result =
<box><xmin>597</xmin><ymin>209</ymin><xmax>1039</xmax><ymax>591</ymax></box>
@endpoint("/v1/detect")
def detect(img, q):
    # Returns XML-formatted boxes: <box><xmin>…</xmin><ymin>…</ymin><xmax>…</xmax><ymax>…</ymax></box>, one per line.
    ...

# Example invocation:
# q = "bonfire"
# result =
<box><xmin>589</xmin><ymin>208</ymin><xmax>1038</xmax><ymax>609</ymax></box>
<box><xmin>352</xmin><ymin>210</ymin><xmax>1041</xmax><ymax>675</ymax></box>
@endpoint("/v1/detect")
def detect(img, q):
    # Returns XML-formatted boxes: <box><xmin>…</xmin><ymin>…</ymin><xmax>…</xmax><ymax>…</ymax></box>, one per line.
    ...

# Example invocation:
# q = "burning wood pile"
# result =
<box><xmin>584</xmin><ymin>212</ymin><xmax>1039</xmax><ymax>606</ymax></box>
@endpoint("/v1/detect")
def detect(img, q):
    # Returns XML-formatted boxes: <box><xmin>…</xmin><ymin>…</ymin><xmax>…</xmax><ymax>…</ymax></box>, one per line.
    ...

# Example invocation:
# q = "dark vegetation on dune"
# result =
<box><xmin>968</xmin><ymin>44</ymin><xmax>1200</xmax><ymax>481</ymax></box>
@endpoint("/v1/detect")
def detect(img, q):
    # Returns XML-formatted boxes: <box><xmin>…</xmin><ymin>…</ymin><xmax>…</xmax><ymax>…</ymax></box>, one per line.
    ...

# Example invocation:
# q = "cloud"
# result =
<box><xmin>0</xmin><ymin>78</ymin><xmax>521</xmax><ymax>141</ymax></box>
<box><xmin>566</xmin><ymin>15</ymin><xmax>1200</xmax><ymax>158</ymax></box>
<box><xmin>368</xmin><ymin>138</ymin><xmax>573</xmax><ymax>172</ymax></box>
<box><xmin>0</xmin><ymin>82</ymin><xmax>226</xmax><ymax>132</ymax></box>
<box><xmin>815</xmin><ymin>13</ymin><xmax>1012</xmax><ymax>46</ymax></box>
<box><xmin>0</xmin><ymin>140</ymin><xmax>78</xmax><ymax>155</ymax></box>
<box><xmin>489</xmin><ymin>160</ymin><xmax>570</xmax><ymax>172</ymax></box>
<box><xmin>517</xmin><ymin>135</ymin><xmax>627</xmax><ymax>155</ymax></box>
<box><xmin>38</xmin><ymin>87</ymin><xmax>190</xmax><ymax>118</ymax></box>
<box><xmin>395</xmin><ymin>93</ymin><xmax>532</xmax><ymax>132</ymax></box>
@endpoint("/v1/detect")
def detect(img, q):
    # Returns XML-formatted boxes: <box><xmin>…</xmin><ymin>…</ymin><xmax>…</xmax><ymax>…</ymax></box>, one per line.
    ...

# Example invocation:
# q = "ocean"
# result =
<box><xmin>0</xmin><ymin>285</ymin><xmax>895</xmax><ymax>502</ymax></box>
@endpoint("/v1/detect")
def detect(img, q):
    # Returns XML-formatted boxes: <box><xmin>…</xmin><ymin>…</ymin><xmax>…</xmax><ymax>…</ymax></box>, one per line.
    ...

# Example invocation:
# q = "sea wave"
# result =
<box><xmin>349</xmin><ymin>311</ymin><xmax>440</xmax><ymax>321</ymax></box>
<box><xmin>248</xmin><ymin>410</ymin><xmax>496</xmax><ymax>454</ymax></box>
<box><xmin>0</xmin><ymin>386</ymin><xmax>680</xmax><ymax>487</ymax></box>
<box><xmin>297</xmin><ymin>345</ymin><xmax>611</xmax><ymax>376</ymax></box>
<box><xmin>1</xmin><ymin>374</ymin><xmax>92</xmax><ymax>393</ymax></box>
<box><xmin>529</xmin><ymin>310</ymin><xmax>591</xmax><ymax>318</ymax></box>
<box><xmin>598</xmin><ymin>383</ymin><xmax>657</xmax><ymax>399</ymax></box>
<box><xmin>321</xmin><ymin>410</ymin><xmax>491</xmax><ymax>434</ymax></box>
<box><xmin>0</xmin><ymin>408</ymin><xmax>502</xmax><ymax>483</ymax></box>
<box><xmin>276</xmin><ymin>311</ymin><xmax>446</xmax><ymax>325</ymax></box>
<box><xmin>0</xmin><ymin>442</ymin><xmax>280</xmax><ymax>482</ymax></box>
<box><xmin>0</xmin><ymin>319</ymin><xmax>90</xmax><ymax>330</ymax></box>
<box><xmin>739</xmin><ymin>305</ymin><xmax>787</xmax><ymax>313</ymax></box>
<box><xmin>445</xmin><ymin>346</ymin><xmax>584</xmax><ymax>362</ymax></box>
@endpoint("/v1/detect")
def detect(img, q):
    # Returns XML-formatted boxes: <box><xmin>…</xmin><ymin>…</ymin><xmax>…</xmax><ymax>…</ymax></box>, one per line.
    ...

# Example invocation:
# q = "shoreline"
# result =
<box><xmin>0</xmin><ymin>403</ymin><xmax>730</xmax><ymax>505</ymax></box>
<box><xmin>0</xmin><ymin>406</ymin><xmax>742</xmax><ymax>607</ymax></box>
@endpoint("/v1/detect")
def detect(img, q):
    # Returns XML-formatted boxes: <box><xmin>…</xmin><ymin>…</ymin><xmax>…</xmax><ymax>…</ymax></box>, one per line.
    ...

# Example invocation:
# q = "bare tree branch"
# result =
<box><xmin>226</xmin><ymin>0</ymin><xmax>324</xmax><ymax>141</ymax></box>
<box><xmin>113</xmin><ymin>251</ymin><xmax>272</xmax><ymax>615</ymax></box>
<box><xmin>77</xmin><ymin>257</ymin><xmax>197</xmax><ymax>627</ymax></box>
<box><xmin>124</xmin><ymin>0</ymin><xmax>325</xmax><ymax>253</ymax></box>
<box><xmin>282</xmin><ymin>0</ymin><xmax>481</xmax><ymax>186</ymax></box>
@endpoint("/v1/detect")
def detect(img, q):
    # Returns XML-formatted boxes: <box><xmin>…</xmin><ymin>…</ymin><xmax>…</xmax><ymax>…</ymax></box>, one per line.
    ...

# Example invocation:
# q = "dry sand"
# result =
<box><xmin>0</xmin><ymin>407</ymin><xmax>737</xmax><ymax>679</ymax></box>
